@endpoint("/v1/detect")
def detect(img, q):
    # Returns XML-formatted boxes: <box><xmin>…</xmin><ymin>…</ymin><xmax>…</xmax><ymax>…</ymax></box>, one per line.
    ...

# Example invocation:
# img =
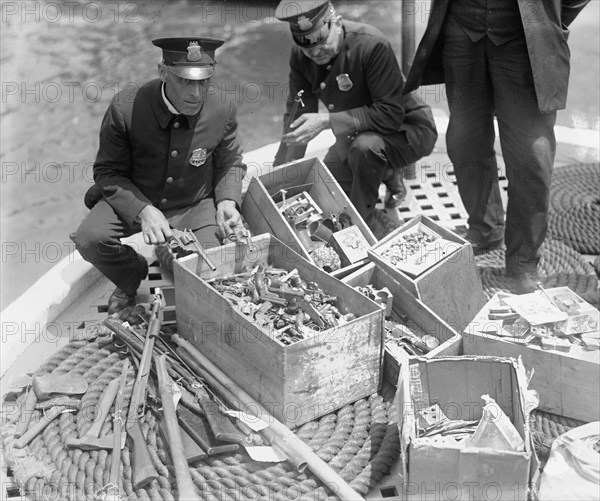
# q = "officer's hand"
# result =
<box><xmin>283</xmin><ymin>113</ymin><xmax>331</xmax><ymax>146</ymax></box>
<box><xmin>137</xmin><ymin>205</ymin><xmax>172</xmax><ymax>245</ymax></box>
<box><xmin>216</xmin><ymin>200</ymin><xmax>242</xmax><ymax>241</ymax></box>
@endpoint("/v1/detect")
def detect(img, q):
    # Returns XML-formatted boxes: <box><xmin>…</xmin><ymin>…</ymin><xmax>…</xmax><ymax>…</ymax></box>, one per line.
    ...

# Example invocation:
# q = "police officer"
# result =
<box><xmin>71</xmin><ymin>37</ymin><xmax>246</xmax><ymax>313</ymax></box>
<box><xmin>273</xmin><ymin>0</ymin><xmax>437</xmax><ymax>223</ymax></box>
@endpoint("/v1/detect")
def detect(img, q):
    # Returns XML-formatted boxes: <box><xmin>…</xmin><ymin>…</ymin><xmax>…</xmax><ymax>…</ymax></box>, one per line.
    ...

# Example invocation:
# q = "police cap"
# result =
<box><xmin>275</xmin><ymin>0</ymin><xmax>336</xmax><ymax>48</ymax></box>
<box><xmin>152</xmin><ymin>37</ymin><xmax>224</xmax><ymax>80</ymax></box>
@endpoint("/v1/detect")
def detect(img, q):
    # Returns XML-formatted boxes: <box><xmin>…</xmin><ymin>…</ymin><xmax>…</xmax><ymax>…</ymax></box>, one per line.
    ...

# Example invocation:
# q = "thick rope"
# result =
<box><xmin>4</xmin><ymin>338</ymin><xmax>401</xmax><ymax>501</ymax></box>
<box><xmin>547</xmin><ymin>163</ymin><xmax>600</xmax><ymax>254</ymax></box>
<box><xmin>476</xmin><ymin>239</ymin><xmax>599</xmax><ymax>304</ymax></box>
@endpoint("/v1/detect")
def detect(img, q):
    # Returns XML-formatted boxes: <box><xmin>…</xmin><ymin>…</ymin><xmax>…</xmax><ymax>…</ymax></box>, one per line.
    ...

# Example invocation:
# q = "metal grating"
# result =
<box><xmin>377</xmin><ymin>154</ymin><xmax>510</xmax><ymax>233</ymax></box>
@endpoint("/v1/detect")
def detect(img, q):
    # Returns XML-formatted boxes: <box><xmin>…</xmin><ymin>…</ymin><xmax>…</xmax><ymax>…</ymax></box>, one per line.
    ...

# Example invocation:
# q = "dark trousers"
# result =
<box><xmin>70</xmin><ymin>200</ymin><xmax>220</xmax><ymax>295</ymax></box>
<box><xmin>326</xmin><ymin>125</ymin><xmax>433</xmax><ymax>223</ymax></box>
<box><xmin>442</xmin><ymin>24</ymin><xmax>556</xmax><ymax>275</ymax></box>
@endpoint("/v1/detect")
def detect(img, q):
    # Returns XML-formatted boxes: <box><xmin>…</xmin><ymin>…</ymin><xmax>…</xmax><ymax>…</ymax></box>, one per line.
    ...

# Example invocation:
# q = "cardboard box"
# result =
<box><xmin>368</xmin><ymin>215</ymin><xmax>486</xmax><ymax>333</ymax></box>
<box><xmin>241</xmin><ymin>157</ymin><xmax>377</xmax><ymax>278</ymax></box>
<box><xmin>342</xmin><ymin>262</ymin><xmax>462</xmax><ymax>387</ymax></box>
<box><xmin>173</xmin><ymin>234</ymin><xmax>384</xmax><ymax>428</ymax></box>
<box><xmin>463</xmin><ymin>289</ymin><xmax>600</xmax><ymax>422</ymax></box>
<box><xmin>397</xmin><ymin>356</ymin><xmax>538</xmax><ymax>501</ymax></box>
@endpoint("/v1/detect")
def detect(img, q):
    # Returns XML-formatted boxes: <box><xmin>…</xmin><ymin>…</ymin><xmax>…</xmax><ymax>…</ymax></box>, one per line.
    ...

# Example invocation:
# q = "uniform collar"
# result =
<box><xmin>151</xmin><ymin>79</ymin><xmax>203</xmax><ymax>128</ymax></box>
<box><xmin>161</xmin><ymin>82</ymin><xmax>180</xmax><ymax>115</ymax></box>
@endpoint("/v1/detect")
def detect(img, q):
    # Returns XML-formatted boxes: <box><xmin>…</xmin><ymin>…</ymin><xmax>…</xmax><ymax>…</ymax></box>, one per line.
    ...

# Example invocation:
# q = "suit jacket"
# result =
<box><xmin>92</xmin><ymin>78</ymin><xmax>246</xmax><ymax>230</ymax></box>
<box><xmin>404</xmin><ymin>0</ymin><xmax>590</xmax><ymax>113</ymax></box>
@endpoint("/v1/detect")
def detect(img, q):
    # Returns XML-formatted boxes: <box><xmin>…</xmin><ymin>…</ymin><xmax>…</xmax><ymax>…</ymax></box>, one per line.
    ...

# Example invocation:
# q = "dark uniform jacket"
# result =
<box><xmin>275</xmin><ymin>20</ymin><xmax>436</xmax><ymax>164</ymax></box>
<box><xmin>91</xmin><ymin>78</ymin><xmax>246</xmax><ymax>230</ymax></box>
<box><xmin>404</xmin><ymin>0</ymin><xmax>590</xmax><ymax>114</ymax></box>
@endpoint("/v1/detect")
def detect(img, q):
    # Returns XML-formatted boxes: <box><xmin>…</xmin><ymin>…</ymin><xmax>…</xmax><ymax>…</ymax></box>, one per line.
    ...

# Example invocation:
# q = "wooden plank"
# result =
<box><xmin>242</xmin><ymin>178</ymin><xmax>309</xmax><ymax>260</ymax></box>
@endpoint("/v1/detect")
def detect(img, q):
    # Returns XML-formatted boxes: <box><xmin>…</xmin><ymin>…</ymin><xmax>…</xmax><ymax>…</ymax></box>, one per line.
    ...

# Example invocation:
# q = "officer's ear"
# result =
<box><xmin>158</xmin><ymin>62</ymin><xmax>168</xmax><ymax>82</ymax></box>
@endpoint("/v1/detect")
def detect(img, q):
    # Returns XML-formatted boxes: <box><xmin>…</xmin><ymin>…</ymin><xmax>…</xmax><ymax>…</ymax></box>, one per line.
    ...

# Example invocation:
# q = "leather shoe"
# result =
<box><xmin>108</xmin><ymin>287</ymin><xmax>136</xmax><ymax>314</ymax></box>
<box><xmin>382</xmin><ymin>167</ymin><xmax>407</xmax><ymax>209</ymax></box>
<box><xmin>507</xmin><ymin>271</ymin><xmax>542</xmax><ymax>295</ymax></box>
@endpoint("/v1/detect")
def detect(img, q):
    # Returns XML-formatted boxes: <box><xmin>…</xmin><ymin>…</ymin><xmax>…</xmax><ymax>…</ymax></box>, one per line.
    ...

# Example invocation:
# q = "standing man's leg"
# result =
<box><xmin>490</xmin><ymin>36</ymin><xmax>556</xmax><ymax>290</ymax></box>
<box><xmin>442</xmin><ymin>23</ymin><xmax>505</xmax><ymax>252</ymax></box>
<box><xmin>70</xmin><ymin>200</ymin><xmax>148</xmax><ymax>312</ymax></box>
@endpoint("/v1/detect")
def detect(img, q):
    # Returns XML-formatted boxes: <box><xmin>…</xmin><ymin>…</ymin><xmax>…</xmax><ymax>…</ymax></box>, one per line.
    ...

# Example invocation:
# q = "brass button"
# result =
<box><xmin>320</xmin><ymin>82</ymin><xmax>326</xmax><ymax>90</ymax></box>
<box><xmin>326</xmin><ymin>65</ymin><xmax>332</xmax><ymax>71</ymax></box>
<box><xmin>173</xmin><ymin>121</ymin><xmax>180</xmax><ymax>129</ymax></box>
<box><xmin>327</xmin><ymin>104</ymin><xmax>335</xmax><ymax>111</ymax></box>
<box><xmin>170</xmin><ymin>150</ymin><xmax>178</xmax><ymax>158</ymax></box>
<box><xmin>166</xmin><ymin>177</ymin><xmax>174</xmax><ymax>184</ymax></box>
<box><xmin>160</xmin><ymin>198</ymin><xmax>167</xmax><ymax>205</ymax></box>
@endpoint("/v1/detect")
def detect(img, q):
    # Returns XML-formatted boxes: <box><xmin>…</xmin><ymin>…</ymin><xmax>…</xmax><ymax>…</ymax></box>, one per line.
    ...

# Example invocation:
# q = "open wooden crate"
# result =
<box><xmin>397</xmin><ymin>356</ymin><xmax>538</xmax><ymax>501</ymax></box>
<box><xmin>342</xmin><ymin>262</ymin><xmax>461</xmax><ymax>387</ymax></box>
<box><xmin>368</xmin><ymin>214</ymin><xmax>486</xmax><ymax>333</ymax></box>
<box><xmin>173</xmin><ymin>233</ymin><xmax>384</xmax><ymax>428</ymax></box>
<box><xmin>241</xmin><ymin>157</ymin><xmax>377</xmax><ymax>279</ymax></box>
<box><xmin>463</xmin><ymin>289</ymin><xmax>600</xmax><ymax>422</ymax></box>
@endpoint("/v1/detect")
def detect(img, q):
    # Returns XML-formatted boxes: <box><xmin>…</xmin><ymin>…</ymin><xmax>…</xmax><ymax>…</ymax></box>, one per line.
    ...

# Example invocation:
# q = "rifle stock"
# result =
<box><xmin>155</xmin><ymin>354</ymin><xmax>199</xmax><ymax>500</ymax></box>
<box><xmin>127</xmin><ymin>420</ymin><xmax>158</xmax><ymax>488</ymax></box>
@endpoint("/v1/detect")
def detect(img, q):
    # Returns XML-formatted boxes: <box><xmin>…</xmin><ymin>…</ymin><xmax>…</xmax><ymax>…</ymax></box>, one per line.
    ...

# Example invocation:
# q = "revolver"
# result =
<box><xmin>168</xmin><ymin>228</ymin><xmax>217</xmax><ymax>271</ymax></box>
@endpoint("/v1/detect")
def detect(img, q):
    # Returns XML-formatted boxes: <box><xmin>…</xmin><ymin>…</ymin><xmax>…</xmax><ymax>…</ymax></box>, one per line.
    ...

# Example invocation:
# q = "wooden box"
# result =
<box><xmin>173</xmin><ymin>234</ymin><xmax>384</xmax><ymax>428</ymax></box>
<box><xmin>463</xmin><ymin>289</ymin><xmax>600</xmax><ymax>422</ymax></box>
<box><xmin>241</xmin><ymin>157</ymin><xmax>377</xmax><ymax>278</ymax></box>
<box><xmin>397</xmin><ymin>356</ymin><xmax>538</xmax><ymax>501</ymax></box>
<box><xmin>342</xmin><ymin>262</ymin><xmax>462</xmax><ymax>387</ymax></box>
<box><xmin>368</xmin><ymin>215</ymin><xmax>486</xmax><ymax>334</ymax></box>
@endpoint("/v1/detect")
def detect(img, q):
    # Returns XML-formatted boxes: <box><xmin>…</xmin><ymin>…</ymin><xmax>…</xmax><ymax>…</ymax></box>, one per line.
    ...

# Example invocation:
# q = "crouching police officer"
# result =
<box><xmin>273</xmin><ymin>0</ymin><xmax>437</xmax><ymax>223</ymax></box>
<box><xmin>71</xmin><ymin>37</ymin><xmax>246</xmax><ymax>313</ymax></box>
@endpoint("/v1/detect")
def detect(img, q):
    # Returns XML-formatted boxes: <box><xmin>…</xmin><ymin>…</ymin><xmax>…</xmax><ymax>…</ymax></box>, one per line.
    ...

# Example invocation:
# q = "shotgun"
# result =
<box><xmin>101</xmin><ymin>358</ymin><xmax>129</xmax><ymax>501</ymax></box>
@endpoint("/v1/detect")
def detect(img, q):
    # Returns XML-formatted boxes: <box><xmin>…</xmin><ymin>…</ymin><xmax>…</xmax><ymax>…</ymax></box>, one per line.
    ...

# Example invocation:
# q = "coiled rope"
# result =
<box><xmin>547</xmin><ymin>163</ymin><xmax>600</xmax><ymax>255</ymax></box>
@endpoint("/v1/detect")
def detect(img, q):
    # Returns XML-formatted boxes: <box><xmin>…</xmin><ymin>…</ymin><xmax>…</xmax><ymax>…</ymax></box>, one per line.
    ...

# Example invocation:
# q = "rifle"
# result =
<box><xmin>284</xmin><ymin>90</ymin><xmax>305</xmax><ymax>164</ymax></box>
<box><xmin>154</xmin><ymin>335</ymin><xmax>249</xmax><ymax>446</ymax></box>
<box><xmin>124</xmin><ymin>289</ymin><xmax>163</xmax><ymax>488</ymax></box>
<box><xmin>100</xmin><ymin>358</ymin><xmax>129</xmax><ymax>501</ymax></box>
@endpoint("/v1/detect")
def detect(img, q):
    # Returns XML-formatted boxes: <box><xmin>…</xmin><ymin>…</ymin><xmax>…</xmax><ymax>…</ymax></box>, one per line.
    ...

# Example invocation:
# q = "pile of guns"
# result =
<box><xmin>206</xmin><ymin>265</ymin><xmax>355</xmax><ymax>344</ymax></box>
<box><xmin>12</xmin><ymin>286</ymin><xmax>365</xmax><ymax>501</ymax></box>
<box><xmin>100</xmin><ymin>288</ymin><xmax>263</xmax><ymax>499</ymax></box>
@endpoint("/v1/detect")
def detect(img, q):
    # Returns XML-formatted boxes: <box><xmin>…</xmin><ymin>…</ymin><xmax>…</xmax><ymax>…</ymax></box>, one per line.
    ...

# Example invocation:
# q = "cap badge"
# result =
<box><xmin>187</xmin><ymin>41</ymin><xmax>203</xmax><ymax>62</ymax></box>
<box><xmin>190</xmin><ymin>147</ymin><xmax>207</xmax><ymax>167</ymax></box>
<box><xmin>336</xmin><ymin>74</ymin><xmax>353</xmax><ymax>92</ymax></box>
<box><xmin>297</xmin><ymin>16</ymin><xmax>313</xmax><ymax>30</ymax></box>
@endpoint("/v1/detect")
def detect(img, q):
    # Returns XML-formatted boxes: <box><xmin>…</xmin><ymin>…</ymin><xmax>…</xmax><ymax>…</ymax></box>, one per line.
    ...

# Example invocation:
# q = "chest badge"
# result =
<box><xmin>336</xmin><ymin>74</ymin><xmax>353</xmax><ymax>92</ymax></box>
<box><xmin>190</xmin><ymin>148</ymin><xmax>207</xmax><ymax>167</ymax></box>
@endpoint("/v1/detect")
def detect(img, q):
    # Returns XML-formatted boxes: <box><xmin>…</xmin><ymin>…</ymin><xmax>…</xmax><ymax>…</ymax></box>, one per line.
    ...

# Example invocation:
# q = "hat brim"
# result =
<box><xmin>168</xmin><ymin>65</ymin><xmax>215</xmax><ymax>80</ymax></box>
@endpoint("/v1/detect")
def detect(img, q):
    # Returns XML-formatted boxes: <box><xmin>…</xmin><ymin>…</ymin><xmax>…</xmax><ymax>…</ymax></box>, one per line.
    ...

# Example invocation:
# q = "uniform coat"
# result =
<box><xmin>93</xmin><ymin>78</ymin><xmax>245</xmax><ymax>230</ymax></box>
<box><xmin>72</xmin><ymin>78</ymin><xmax>245</xmax><ymax>295</ymax></box>
<box><xmin>275</xmin><ymin>20</ymin><xmax>437</xmax><ymax>219</ymax></box>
